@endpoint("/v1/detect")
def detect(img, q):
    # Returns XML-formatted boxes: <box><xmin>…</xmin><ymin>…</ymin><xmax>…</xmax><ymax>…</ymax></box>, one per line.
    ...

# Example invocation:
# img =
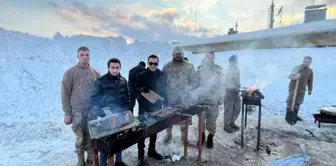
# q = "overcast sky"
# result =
<box><xmin>0</xmin><ymin>0</ymin><xmax>335</xmax><ymax>43</ymax></box>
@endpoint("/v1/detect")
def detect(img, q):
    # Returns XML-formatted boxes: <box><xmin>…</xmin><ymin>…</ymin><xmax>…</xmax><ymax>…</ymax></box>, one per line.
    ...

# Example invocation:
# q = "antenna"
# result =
<box><xmin>291</xmin><ymin>0</ymin><xmax>295</xmax><ymax>25</ymax></box>
<box><xmin>194</xmin><ymin>9</ymin><xmax>197</xmax><ymax>36</ymax></box>
<box><xmin>270</xmin><ymin>0</ymin><xmax>275</xmax><ymax>28</ymax></box>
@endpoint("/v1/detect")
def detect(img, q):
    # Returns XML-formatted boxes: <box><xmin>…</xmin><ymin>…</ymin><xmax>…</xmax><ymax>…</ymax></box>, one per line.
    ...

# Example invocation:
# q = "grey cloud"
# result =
<box><xmin>49</xmin><ymin>1</ymin><xmax>208</xmax><ymax>42</ymax></box>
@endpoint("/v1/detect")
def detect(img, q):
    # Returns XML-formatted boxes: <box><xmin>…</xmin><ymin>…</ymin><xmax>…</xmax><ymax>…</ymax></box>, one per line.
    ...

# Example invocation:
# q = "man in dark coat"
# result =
<box><xmin>135</xmin><ymin>55</ymin><xmax>167</xmax><ymax>166</ymax></box>
<box><xmin>91</xmin><ymin>58</ymin><xmax>130</xmax><ymax>166</ymax></box>
<box><xmin>128</xmin><ymin>61</ymin><xmax>146</xmax><ymax>113</ymax></box>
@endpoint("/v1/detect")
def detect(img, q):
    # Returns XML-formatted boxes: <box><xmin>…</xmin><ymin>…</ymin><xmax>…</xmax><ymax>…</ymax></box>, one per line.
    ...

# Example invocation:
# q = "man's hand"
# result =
<box><xmin>308</xmin><ymin>91</ymin><xmax>312</xmax><ymax>95</ymax></box>
<box><xmin>295</xmin><ymin>73</ymin><xmax>301</xmax><ymax>80</ymax></box>
<box><xmin>64</xmin><ymin>115</ymin><xmax>72</xmax><ymax>125</ymax></box>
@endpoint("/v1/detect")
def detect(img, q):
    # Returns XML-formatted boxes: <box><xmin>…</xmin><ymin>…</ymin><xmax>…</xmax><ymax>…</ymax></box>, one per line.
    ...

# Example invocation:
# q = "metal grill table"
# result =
<box><xmin>240</xmin><ymin>89</ymin><xmax>264</xmax><ymax>150</ymax></box>
<box><xmin>90</xmin><ymin>102</ymin><xmax>210</xmax><ymax>166</ymax></box>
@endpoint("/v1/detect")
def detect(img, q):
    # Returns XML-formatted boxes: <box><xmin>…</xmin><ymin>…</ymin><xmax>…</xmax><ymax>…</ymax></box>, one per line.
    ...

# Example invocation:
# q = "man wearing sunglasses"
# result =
<box><xmin>162</xmin><ymin>46</ymin><xmax>197</xmax><ymax>143</ymax></box>
<box><xmin>91</xmin><ymin>58</ymin><xmax>130</xmax><ymax>166</ymax></box>
<box><xmin>196</xmin><ymin>52</ymin><xmax>224</xmax><ymax>149</ymax></box>
<box><xmin>135</xmin><ymin>55</ymin><xmax>167</xmax><ymax>166</ymax></box>
<box><xmin>61</xmin><ymin>46</ymin><xmax>100</xmax><ymax>166</ymax></box>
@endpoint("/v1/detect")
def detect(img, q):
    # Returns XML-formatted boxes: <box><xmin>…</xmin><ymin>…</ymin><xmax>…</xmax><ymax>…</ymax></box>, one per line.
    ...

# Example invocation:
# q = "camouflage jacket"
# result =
<box><xmin>288</xmin><ymin>65</ymin><xmax>313</xmax><ymax>93</ymax></box>
<box><xmin>224</xmin><ymin>64</ymin><xmax>241</xmax><ymax>93</ymax></box>
<box><xmin>196</xmin><ymin>63</ymin><xmax>225</xmax><ymax>102</ymax></box>
<box><xmin>162</xmin><ymin>59</ymin><xmax>197</xmax><ymax>105</ymax></box>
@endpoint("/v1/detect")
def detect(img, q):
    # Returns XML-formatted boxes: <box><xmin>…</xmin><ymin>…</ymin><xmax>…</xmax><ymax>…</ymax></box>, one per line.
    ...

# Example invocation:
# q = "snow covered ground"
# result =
<box><xmin>0</xmin><ymin>26</ymin><xmax>336</xmax><ymax>166</ymax></box>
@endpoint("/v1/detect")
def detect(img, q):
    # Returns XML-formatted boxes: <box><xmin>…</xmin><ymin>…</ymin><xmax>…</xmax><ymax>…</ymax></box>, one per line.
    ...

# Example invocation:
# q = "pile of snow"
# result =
<box><xmin>0</xmin><ymin>26</ymin><xmax>336</xmax><ymax>166</ymax></box>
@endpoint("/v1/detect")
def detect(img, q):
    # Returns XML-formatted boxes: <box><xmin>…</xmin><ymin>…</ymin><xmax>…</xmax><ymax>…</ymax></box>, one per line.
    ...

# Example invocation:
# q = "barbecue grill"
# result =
<box><xmin>240</xmin><ymin>87</ymin><xmax>264</xmax><ymax>150</ymax></box>
<box><xmin>91</xmin><ymin>100</ymin><xmax>212</xmax><ymax>166</ymax></box>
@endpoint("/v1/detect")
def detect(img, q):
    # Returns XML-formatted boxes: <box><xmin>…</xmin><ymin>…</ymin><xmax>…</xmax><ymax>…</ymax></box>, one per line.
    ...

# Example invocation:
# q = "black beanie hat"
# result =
<box><xmin>229</xmin><ymin>55</ymin><xmax>237</xmax><ymax>62</ymax></box>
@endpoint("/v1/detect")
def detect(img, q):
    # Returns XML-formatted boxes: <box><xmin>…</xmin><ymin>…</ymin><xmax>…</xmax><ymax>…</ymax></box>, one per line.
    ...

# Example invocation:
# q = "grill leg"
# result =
<box><xmin>92</xmin><ymin>149</ymin><xmax>99</xmax><ymax>166</ymax></box>
<box><xmin>197</xmin><ymin>111</ymin><xmax>203</xmax><ymax>164</ymax></box>
<box><xmin>184</xmin><ymin>119</ymin><xmax>188</xmax><ymax>159</ymax></box>
<box><xmin>108</xmin><ymin>154</ymin><xmax>115</xmax><ymax>166</ymax></box>
<box><xmin>241</xmin><ymin>103</ymin><xmax>245</xmax><ymax>148</ymax></box>
<box><xmin>244</xmin><ymin>105</ymin><xmax>248</xmax><ymax>128</ymax></box>
<box><xmin>257</xmin><ymin>104</ymin><xmax>261</xmax><ymax>151</ymax></box>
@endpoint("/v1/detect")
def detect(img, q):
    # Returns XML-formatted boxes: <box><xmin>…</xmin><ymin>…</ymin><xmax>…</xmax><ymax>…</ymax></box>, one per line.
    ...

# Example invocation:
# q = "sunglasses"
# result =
<box><xmin>80</xmin><ymin>54</ymin><xmax>89</xmax><ymax>57</ymax></box>
<box><xmin>149</xmin><ymin>62</ymin><xmax>158</xmax><ymax>66</ymax></box>
<box><xmin>110</xmin><ymin>66</ymin><xmax>120</xmax><ymax>69</ymax></box>
<box><xmin>174</xmin><ymin>53</ymin><xmax>182</xmax><ymax>56</ymax></box>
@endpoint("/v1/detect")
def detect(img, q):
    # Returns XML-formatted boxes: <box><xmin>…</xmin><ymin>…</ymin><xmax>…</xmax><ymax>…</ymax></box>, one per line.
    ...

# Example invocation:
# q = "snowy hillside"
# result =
<box><xmin>0</xmin><ymin>26</ymin><xmax>336</xmax><ymax>166</ymax></box>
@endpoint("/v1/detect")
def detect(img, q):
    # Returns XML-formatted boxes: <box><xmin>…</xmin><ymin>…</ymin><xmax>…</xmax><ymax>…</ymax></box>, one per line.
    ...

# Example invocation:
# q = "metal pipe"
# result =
<box><xmin>198</xmin><ymin>111</ymin><xmax>203</xmax><ymax>164</ymax></box>
<box><xmin>241</xmin><ymin>102</ymin><xmax>244</xmax><ymax>148</ymax></box>
<box><xmin>244</xmin><ymin>104</ymin><xmax>248</xmax><ymax>127</ymax></box>
<box><xmin>184</xmin><ymin>119</ymin><xmax>188</xmax><ymax>158</ymax></box>
<box><xmin>257</xmin><ymin>103</ymin><xmax>262</xmax><ymax>150</ymax></box>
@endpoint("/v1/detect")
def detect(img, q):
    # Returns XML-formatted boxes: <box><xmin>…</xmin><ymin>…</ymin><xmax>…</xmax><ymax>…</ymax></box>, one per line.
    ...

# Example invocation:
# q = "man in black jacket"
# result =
<box><xmin>91</xmin><ymin>58</ymin><xmax>130</xmax><ymax>166</ymax></box>
<box><xmin>128</xmin><ymin>61</ymin><xmax>146</xmax><ymax>113</ymax></box>
<box><xmin>135</xmin><ymin>55</ymin><xmax>167</xmax><ymax>166</ymax></box>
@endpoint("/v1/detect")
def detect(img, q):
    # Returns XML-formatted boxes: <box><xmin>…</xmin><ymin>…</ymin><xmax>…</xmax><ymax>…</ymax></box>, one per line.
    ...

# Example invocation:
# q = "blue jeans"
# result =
<box><xmin>99</xmin><ymin>151</ymin><xmax>123</xmax><ymax>166</ymax></box>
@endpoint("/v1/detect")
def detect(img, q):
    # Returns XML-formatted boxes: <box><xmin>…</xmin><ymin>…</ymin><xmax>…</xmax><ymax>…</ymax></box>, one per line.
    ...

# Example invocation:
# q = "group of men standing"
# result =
<box><xmin>61</xmin><ymin>45</ymin><xmax>313</xmax><ymax>166</ymax></box>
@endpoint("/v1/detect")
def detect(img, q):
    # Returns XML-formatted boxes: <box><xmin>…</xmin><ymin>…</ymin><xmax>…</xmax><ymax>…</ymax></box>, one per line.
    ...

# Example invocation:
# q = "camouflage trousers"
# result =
<box><xmin>71</xmin><ymin>108</ymin><xmax>92</xmax><ymax>154</ymax></box>
<box><xmin>198</xmin><ymin>104</ymin><xmax>219</xmax><ymax>134</ymax></box>
<box><xmin>224</xmin><ymin>92</ymin><xmax>241</xmax><ymax>125</ymax></box>
<box><xmin>286</xmin><ymin>91</ymin><xmax>305</xmax><ymax>113</ymax></box>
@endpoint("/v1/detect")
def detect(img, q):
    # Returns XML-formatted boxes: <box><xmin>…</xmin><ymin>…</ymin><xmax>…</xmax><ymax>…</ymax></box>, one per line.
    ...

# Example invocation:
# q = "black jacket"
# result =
<box><xmin>135</xmin><ymin>68</ymin><xmax>167</xmax><ymax>115</ymax></box>
<box><xmin>91</xmin><ymin>72</ymin><xmax>130</xmax><ymax>116</ymax></box>
<box><xmin>128</xmin><ymin>64</ymin><xmax>146</xmax><ymax>97</ymax></box>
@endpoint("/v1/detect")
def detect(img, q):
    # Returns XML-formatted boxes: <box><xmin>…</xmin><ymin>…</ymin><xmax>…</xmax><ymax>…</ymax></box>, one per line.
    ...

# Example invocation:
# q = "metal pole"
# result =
<box><xmin>244</xmin><ymin>105</ymin><xmax>247</xmax><ymax>127</ymax></box>
<box><xmin>184</xmin><ymin>119</ymin><xmax>188</xmax><ymax>158</ymax></box>
<box><xmin>257</xmin><ymin>103</ymin><xmax>262</xmax><ymax>151</ymax></box>
<box><xmin>280</xmin><ymin>10</ymin><xmax>283</xmax><ymax>27</ymax></box>
<box><xmin>197</xmin><ymin>112</ymin><xmax>203</xmax><ymax>163</ymax></box>
<box><xmin>291</xmin><ymin>0</ymin><xmax>295</xmax><ymax>25</ymax></box>
<box><xmin>240</xmin><ymin>101</ymin><xmax>245</xmax><ymax>148</ymax></box>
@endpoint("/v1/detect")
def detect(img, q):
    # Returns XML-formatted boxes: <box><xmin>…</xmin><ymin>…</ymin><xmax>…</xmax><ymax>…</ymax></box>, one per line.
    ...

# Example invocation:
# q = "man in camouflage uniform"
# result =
<box><xmin>223</xmin><ymin>55</ymin><xmax>241</xmax><ymax>133</ymax></box>
<box><xmin>61</xmin><ymin>46</ymin><xmax>100</xmax><ymax>166</ymax></box>
<box><xmin>196</xmin><ymin>52</ymin><xmax>224</xmax><ymax>149</ymax></box>
<box><xmin>286</xmin><ymin>56</ymin><xmax>313</xmax><ymax>121</ymax></box>
<box><xmin>162</xmin><ymin>46</ymin><xmax>197</xmax><ymax>143</ymax></box>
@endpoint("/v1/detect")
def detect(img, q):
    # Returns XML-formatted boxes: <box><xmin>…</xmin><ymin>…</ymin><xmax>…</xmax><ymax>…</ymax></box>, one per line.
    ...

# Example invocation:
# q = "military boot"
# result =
<box><xmin>76</xmin><ymin>151</ymin><xmax>85</xmax><ymax>166</ymax></box>
<box><xmin>224</xmin><ymin>124</ymin><xmax>234</xmax><ymax>133</ymax></box>
<box><xmin>207</xmin><ymin>134</ymin><xmax>214</xmax><ymax>149</ymax></box>
<box><xmin>230</xmin><ymin>122</ymin><xmax>240</xmax><ymax>131</ymax></box>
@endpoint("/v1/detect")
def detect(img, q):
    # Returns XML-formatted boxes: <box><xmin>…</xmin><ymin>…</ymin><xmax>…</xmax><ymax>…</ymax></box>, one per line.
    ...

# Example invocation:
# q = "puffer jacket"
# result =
<box><xmin>91</xmin><ymin>72</ymin><xmax>130</xmax><ymax>116</ymax></box>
